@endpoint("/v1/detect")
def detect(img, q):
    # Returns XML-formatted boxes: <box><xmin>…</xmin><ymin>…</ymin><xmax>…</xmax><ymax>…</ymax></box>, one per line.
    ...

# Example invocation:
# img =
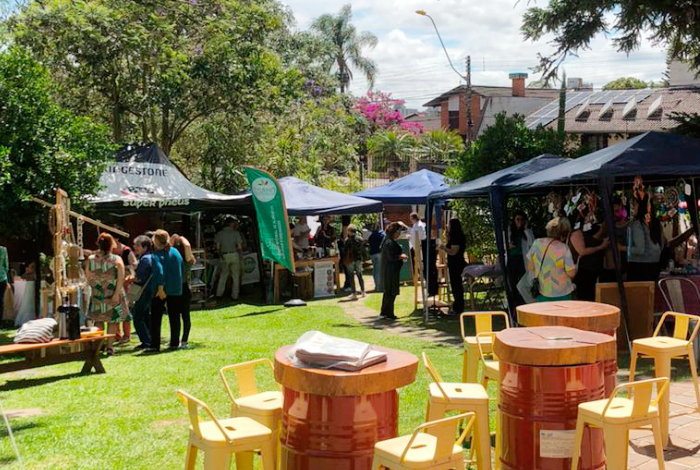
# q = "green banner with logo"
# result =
<box><xmin>244</xmin><ymin>167</ymin><xmax>295</xmax><ymax>272</ymax></box>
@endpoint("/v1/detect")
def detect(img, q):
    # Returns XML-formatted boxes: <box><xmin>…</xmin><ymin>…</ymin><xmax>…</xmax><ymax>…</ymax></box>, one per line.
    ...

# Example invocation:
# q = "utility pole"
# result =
<box><xmin>465</xmin><ymin>55</ymin><xmax>473</xmax><ymax>143</ymax></box>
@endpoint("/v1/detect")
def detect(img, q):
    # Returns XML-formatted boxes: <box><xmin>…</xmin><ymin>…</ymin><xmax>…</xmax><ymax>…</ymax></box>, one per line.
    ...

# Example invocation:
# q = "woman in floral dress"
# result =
<box><xmin>86</xmin><ymin>233</ymin><xmax>130</xmax><ymax>354</ymax></box>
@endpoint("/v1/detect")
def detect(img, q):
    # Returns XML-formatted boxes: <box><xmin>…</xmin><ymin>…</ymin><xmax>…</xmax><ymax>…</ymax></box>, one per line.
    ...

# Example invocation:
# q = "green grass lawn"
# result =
<box><xmin>0</xmin><ymin>299</ymin><xmax>475</xmax><ymax>470</ymax></box>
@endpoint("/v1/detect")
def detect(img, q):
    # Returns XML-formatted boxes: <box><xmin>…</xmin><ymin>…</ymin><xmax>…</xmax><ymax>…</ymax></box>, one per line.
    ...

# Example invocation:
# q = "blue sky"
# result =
<box><xmin>281</xmin><ymin>0</ymin><xmax>668</xmax><ymax>109</ymax></box>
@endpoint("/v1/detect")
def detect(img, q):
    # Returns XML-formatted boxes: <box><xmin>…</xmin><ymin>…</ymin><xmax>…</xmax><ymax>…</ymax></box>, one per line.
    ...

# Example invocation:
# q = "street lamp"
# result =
<box><xmin>416</xmin><ymin>10</ymin><xmax>472</xmax><ymax>142</ymax></box>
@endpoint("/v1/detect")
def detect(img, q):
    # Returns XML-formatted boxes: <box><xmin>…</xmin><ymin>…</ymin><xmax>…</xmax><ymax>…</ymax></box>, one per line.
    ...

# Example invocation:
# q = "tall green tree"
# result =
<box><xmin>522</xmin><ymin>1</ymin><xmax>700</xmax><ymax>82</ymax></box>
<box><xmin>418</xmin><ymin>129</ymin><xmax>463</xmax><ymax>164</ymax></box>
<box><xmin>0</xmin><ymin>48</ymin><xmax>113</xmax><ymax>233</ymax></box>
<box><xmin>9</xmin><ymin>0</ymin><xmax>295</xmax><ymax>154</ymax></box>
<box><xmin>603</xmin><ymin>77</ymin><xmax>649</xmax><ymax>90</ymax></box>
<box><xmin>367</xmin><ymin>130</ymin><xmax>416</xmax><ymax>174</ymax></box>
<box><xmin>311</xmin><ymin>4</ymin><xmax>378</xmax><ymax>93</ymax></box>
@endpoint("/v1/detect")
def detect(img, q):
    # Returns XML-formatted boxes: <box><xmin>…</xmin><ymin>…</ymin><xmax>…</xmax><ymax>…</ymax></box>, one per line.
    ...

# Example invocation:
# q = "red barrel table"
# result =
<box><xmin>494</xmin><ymin>326</ymin><xmax>616</xmax><ymax>470</ymax></box>
<box><xmin>517</xmin><ymin>300</ymin><xmax>620</xmax><ymax>396</ymax></box>
<box><xmin>274</xmin><ymin>345</ymin><xmax>418</xmax><ymax>470</ymax></box>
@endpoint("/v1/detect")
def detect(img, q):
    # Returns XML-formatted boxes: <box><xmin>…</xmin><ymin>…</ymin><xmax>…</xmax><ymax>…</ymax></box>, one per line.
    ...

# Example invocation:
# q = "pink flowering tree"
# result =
<box><xmin>354</xmin><ymin>90</ymin><xmax>424</xmax><ymax>134</ymax></box>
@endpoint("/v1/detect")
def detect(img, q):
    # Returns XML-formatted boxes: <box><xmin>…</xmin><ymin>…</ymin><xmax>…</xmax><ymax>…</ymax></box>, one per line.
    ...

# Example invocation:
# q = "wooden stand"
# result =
<box><xmin>273</xmin><ymin>256</ymin><xmax>340</xmax><ymax>304</ymax></box>
<box><xmin>274</xmin><ymin>345</ymin><xmax>418</xmax><ymax>470</ymax></box>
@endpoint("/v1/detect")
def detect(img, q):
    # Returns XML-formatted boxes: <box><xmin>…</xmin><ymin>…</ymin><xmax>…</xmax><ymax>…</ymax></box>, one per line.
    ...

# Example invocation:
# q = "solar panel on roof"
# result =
<box><xmin>526</xmin><ymin>88</ymin><xmax>655</xmax><ymax>128</ymax></box>
<box><xmin>622</xmin><ymin>96</ymin><xmax>637</xmax><ymax>118</ymax></box>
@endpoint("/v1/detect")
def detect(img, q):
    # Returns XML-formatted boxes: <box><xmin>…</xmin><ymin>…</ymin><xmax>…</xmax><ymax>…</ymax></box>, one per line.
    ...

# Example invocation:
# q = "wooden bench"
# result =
<box><xmin>0</xmin><ymin>335</ymin><xmax>115</xmax><ymax>375</ymax></box>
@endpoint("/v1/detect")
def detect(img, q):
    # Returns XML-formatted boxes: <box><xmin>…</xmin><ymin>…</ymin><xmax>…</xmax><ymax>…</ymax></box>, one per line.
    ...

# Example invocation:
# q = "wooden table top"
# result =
<box><xmin>274</xmin><ymin>345</ymin><xmax>418</xmax><ymax>396</ymax></box>
<box><xmin>494</xmin><ymin>326</ymin><xmax>616</xmax><ymax>366</ymax></box>
<box><xmin>0</xmin><ymin>334</ymin><xmax>115</xmax><ymax>355</ymax></box>
<box><xmin>517</xmin><ymin>300</ymin><xmax>620</xmax><ymax>333</ymax></box>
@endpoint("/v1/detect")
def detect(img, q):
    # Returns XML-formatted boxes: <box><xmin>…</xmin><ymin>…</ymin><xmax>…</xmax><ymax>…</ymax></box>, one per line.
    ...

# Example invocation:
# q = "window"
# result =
<box><xmin>448</xmin><ymin>111</ymin><xmax>459</xmax><ymax>131</ymax></box>
<box><xmin>581</xmin><ymin>133</ymin><xmax>608</xmax><ymax>151</ymax></box>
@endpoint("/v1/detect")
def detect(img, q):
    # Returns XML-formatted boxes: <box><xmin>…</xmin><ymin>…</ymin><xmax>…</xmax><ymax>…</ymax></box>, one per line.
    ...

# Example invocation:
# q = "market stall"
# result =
<box><xmin>426</xmin><ymin>154</ymin><xmax>570</xmax><ymax>322</ymax></box>
<box><xmin>270</xmin><ymin>177</ymin><xmax>383</xmax><ymax>303</ymax></box>
<box><xmin>504</xmin><ymin>131</ymin><xmax>700</xmax><ymax>349</ymax></box>
<box><xmin>90</xmin><ymin>143</ymin><xmax>263</xmax><ymax>304</ymax></box>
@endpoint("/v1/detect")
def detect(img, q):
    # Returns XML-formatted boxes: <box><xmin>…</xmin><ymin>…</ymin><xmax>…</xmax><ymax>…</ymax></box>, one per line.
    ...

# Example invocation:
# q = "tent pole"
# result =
<box><xmin>424</xmin><ymin>198</ymin><xmax>432</xmax><ymax>323</ymax></box>
<box><xmin>599</xmin><ymin>176</ymin><xmax>632</xmax><ymax>354</ymax></box>
<box><xmin>489</xmin><ymin>187</ymin><xmax>513</xmax><ymax>323</ymax></box>
<box><xmin>688</xmin><ymin>177</ymin><xmax>700</xmax><ymax>239</ymax></box>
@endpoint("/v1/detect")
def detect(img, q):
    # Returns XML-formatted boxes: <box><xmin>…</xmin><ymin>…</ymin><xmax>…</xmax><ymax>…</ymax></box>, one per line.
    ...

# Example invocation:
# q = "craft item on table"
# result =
<box><xmin>545</xmin><ymin>192</ymin><xmax>563</xmax><ymax>214</ymax></box>
<box><xmin>14</xmin><ymin>318</ymin><xmax>57</xmax><ymax>344</ymax></box>
<box><xmin>287</xmin><ymin>330</ymin><xmax>387</xmax><ymax>371</ymax></box>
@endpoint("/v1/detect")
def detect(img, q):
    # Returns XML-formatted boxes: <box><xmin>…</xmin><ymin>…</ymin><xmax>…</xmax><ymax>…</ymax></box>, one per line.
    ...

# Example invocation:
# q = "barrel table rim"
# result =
<box><xmin>516</xmin><ymin>301</ymin><xmax>620</xmax><ymax>333</ymax></box>
<box><xmin>494</xmin><ymin>326</ymin><xmax>616</xmax><ymax>366</ymax></box>
<box><xmin>274</xmin><ymin>345</ymin><xmax>418</xmax><ymax>396</ymax></box>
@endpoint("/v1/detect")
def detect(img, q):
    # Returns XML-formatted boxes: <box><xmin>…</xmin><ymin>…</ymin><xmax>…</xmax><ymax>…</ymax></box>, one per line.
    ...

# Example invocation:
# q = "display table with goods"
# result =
<box><xmin>273</xmin><ymin>255</ymin><xmax>340</xmax><ymax>303</ymax></box>
<box><xmin>274</xmin><ymin>332</ymin><xmax>418</xmax><ymax>470</ymax></box>
<box><xmin>516</xmin><ymin>300</ymin><xmax>620</xmax><ymax>395</ymax></box>
<box><xmin>494</xmin><ymin>326</ymin><xmax>615</xmax><ymax>470</ymax></box>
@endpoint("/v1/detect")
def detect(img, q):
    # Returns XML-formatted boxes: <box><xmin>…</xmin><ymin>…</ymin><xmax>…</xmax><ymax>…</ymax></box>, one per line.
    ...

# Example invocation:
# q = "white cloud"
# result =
<box><xmin>281</xmin><ymin>0</ymin><xmax>668</xmax><ymax>108</ymax></box>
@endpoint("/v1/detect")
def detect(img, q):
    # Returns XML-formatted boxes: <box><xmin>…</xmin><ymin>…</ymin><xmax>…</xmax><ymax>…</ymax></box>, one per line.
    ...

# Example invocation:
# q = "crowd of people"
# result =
<box><xmin>518</xmin><ymin>191</ymin><xmax>667</xmax><ymax>303</ymax></box>
<box><xmin>85</xmin><ymin>229</ymin><xmax>195</xmax><ymax>355</ymax></box>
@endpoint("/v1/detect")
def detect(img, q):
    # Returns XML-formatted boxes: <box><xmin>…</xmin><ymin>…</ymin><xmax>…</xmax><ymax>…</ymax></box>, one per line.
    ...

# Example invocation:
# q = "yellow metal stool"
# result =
<box><xmin>422</xmin><ymin>352</ymin><xmax>491</xmax><ymax>470</ymax></box>
<box><xmin>220</xmin><ymin>359</ymin><xmax>283</xmax><ymax>469</ymax></box>
<box><xmin>371</xmin><ymin>412</ymin><xmax>476</xmax><ymax>470</ymax></box>
<box><xmin>570</xmin><ymin>378</ymin><xmax>669</xmax><ymax>470</ymax></box>
<box><xmin>629</xmin><ymin>311</ymin><xmax>700</xmax><ymax>448</ymax></box>
<box><xmin>460</xmin><ymin>311</ymin><xmax>510</xmax><ymax>383</ymax></box>
<box><xmin>477</xmin><ymin>332</ymin><xmax>501</xmax><ymax>470</ymax></box>
<box><xmin>177</xmin><ymin>389</ymin><xmax>276</xmax><ymax>470</ymax></box>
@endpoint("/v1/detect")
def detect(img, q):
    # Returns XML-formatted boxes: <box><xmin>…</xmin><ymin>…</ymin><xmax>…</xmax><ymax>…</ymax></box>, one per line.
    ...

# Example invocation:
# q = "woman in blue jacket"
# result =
<box><xmin>150</xmin><ymin>229</ymin><xmax>184</xmax><ymax>351</ymax></box>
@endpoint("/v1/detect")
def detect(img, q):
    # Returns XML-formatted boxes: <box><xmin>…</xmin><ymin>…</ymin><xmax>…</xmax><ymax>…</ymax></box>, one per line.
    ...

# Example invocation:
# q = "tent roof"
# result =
<box><xmin>505</xmin><ymin>131</ymin><xmax>700</xmax><ymax>191</ymax></box>
<box><xmin>429</xmin><ymin>154</ymin><xmax>569</xmax><ymax>200</ymax></box>
<box><xmin>91</xmin><ymin>143</ymin><xmax>251</xmax><ymax>212</ymax></box>
<box><xmin>279</xmin><ymin>177</ymin><xmax>383</xmax><ymax>216</ymax></box>
<box><xmin>354</xmin><ymin>169</ymin><xmax>448</xmax><ymax>205</ymax></box>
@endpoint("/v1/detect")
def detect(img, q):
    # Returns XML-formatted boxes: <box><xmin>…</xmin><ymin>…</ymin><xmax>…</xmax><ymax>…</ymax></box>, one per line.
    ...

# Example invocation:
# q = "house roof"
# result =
<box><xmin>476</xmin><ymin>96</ymin><xmax>556</xmax><ymax>137</ymax></box>
<box><xmin>423</xmin><ymin>85</ymin><xmax>559</xmax><ymax>107</ymax></box>
<box><xmin>527</xmin><ymin>88</ymin><xmax>700</xmax><ymax>134</ymax></box>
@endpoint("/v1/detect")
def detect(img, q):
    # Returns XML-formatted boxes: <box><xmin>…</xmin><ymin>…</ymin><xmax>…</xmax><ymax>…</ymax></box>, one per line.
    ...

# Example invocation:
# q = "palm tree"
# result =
<box><xmin>311</xmin><ymin>4</ymin><xmax>378</xmax><ymax>93</ymax></box>
<box><xmin>367</xmin><ymin>130</ymin><xmax>416</xmax><ymax>177</ymax></box>
<box><xmin>419</xmin><ymin>129</ymin><xmax>464</xmax><ymax>164</ymax></box>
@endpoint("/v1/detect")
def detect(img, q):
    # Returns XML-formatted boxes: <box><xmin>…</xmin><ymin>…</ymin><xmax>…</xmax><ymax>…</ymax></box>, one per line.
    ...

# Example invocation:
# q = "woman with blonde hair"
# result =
<box><xmin>86</xmin><ymin>233</ymin><xmax>131</xmax><ymax>355</ymax></box>
<box><xmin>525</xmin><ymin>217</ymin><xmax>578</xmax><ymax>302</ymax></box>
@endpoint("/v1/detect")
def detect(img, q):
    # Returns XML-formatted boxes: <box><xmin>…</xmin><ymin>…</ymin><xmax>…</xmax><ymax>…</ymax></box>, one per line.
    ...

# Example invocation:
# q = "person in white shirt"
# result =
<box><xmin>215</xmin><ymin>218</ymin><xmax>245</xmax><ymax>300</ymax></box>
<box><xmin>408</xmin><ymin>212</ymin><xmax>427</xmax><ymax>272</ymax></box>
<box><xmin>291</xmin><ymin>217</ymin><xmax>311</xmax><ymax>251</ymax></box>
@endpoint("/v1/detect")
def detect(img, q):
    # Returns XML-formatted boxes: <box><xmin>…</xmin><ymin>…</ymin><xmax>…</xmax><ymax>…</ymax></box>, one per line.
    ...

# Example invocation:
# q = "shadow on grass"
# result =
<box><xmin>0</xmin><ymin>421</ymin><xmax>42</xmax><ymax>438</ymax></box>
<box><xmin>237</xmin><ymin>308</ymin><xmax>285</xmax><ymax>318</ymax></box>
<box><xmin>0</xmin><ymin>372</ymin><xmax>83</xmax><ymax>392</ymax></box>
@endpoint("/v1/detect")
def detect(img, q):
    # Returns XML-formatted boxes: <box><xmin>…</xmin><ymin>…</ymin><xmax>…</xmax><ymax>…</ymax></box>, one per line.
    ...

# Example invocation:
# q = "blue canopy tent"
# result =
<box><xmin>504</xmin><ymin>131</ymin><xmax>700</xmax><ymax>350</ymax></box>
<box><xmin>279</xmin><ymin>177</ymin><xmax>383</xmax><ymax>216</ymax></box>
<box><xmin>354</xmin><ymin>169</ymin><xmax>448</xmax><ymax>205</ymax></box>
<box><xmin>426</xmin><ymin>154</ymin><xmax>570</xmax><ymax>322</ymax></box>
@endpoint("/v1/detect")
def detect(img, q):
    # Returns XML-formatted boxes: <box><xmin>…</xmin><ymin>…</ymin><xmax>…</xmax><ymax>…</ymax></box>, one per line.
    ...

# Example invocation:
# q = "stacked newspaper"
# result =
<box><xmin>290</xmin><ymin>331</ymin><xmax>387</xmax><ymax>371</ymax></box>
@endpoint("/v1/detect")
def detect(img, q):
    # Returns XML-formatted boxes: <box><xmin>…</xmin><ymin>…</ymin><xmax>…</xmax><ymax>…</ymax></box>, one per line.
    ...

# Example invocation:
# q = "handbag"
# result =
<box><xmin>127</xmin><ymin>275</ymin><xmax>152</xmax><ymax>306</ymax></box>
<box><xmin>531</xmin><ymin>240</ymin><xmax>555</xmax><ymax>299</ymax></box>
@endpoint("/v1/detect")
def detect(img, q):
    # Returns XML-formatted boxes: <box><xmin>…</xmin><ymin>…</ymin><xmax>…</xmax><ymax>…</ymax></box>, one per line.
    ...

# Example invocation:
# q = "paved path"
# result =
<box><xmin>336</xmin><ymin>293</ymin><xmax>700</xmax><ymax>469</ymax></box>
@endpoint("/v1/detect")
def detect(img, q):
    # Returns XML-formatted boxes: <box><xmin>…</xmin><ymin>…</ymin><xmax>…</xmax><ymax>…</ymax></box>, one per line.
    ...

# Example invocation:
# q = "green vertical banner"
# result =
<box><xmin>244</xmin><ymin>167</ymin><xmax>295</xmax><ymax>272</ymax></box>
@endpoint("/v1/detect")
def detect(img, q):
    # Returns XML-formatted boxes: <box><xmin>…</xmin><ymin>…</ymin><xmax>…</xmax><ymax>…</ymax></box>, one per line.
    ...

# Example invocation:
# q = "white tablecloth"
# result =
<box><xmin>13</xmin><ymin>280</ymin><xmax>36</xmax><ymax>327</ymax></box>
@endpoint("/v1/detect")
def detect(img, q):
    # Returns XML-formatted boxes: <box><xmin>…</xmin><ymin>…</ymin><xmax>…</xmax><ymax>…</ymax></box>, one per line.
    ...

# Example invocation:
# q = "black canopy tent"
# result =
<box><xmin>426</xmin><ymin>154</ymin><xmax>571</xmax><ymax>323</ymax></box>
<box><xmin>504</xmin><ymin>131</ymin><xmax>700</xmax><ymax>350</ymax></box>
<box><xmin>90</xmin><ymin>143</ymin><xmax>252</xmax><ymax>213</ymax></box>
<box><xmin>90</xmin><ymin>143</ymin><xmax>266</xmax><ymax>301</ymax></box>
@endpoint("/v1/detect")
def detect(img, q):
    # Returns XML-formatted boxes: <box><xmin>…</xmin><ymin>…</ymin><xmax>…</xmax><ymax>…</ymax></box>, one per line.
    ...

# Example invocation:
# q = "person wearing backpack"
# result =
<box><xmin>525</xmin><ymin>217</ymin><xmax>578</xmax><ymax>302</ymax></box>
